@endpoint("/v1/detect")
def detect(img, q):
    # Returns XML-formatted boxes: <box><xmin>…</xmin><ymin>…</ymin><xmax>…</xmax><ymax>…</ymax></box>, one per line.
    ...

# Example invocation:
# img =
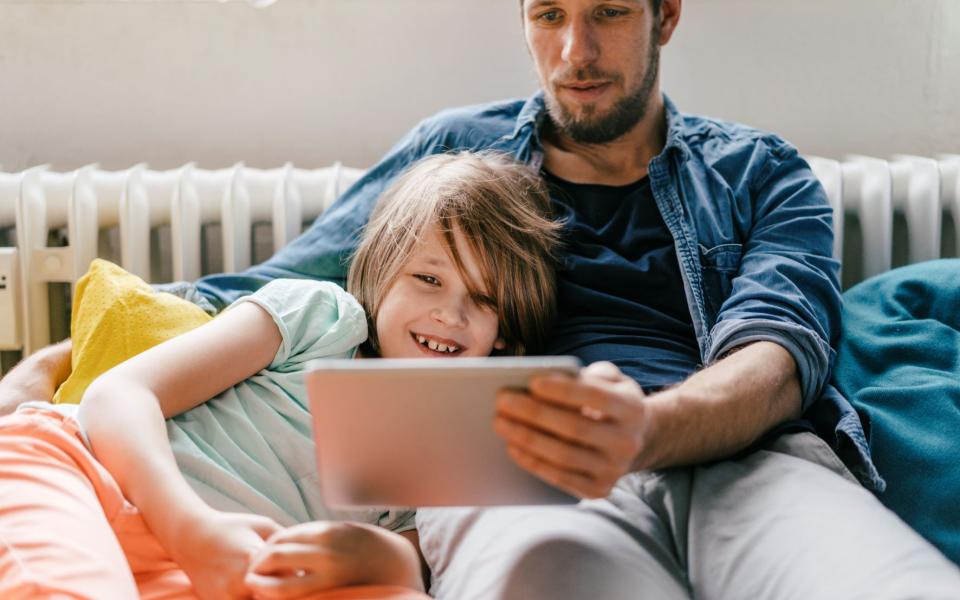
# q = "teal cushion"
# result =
<box><xmin>833</xmin><ymin>259</ymin><xmax>960</xmax><ymax>564</ymax></box>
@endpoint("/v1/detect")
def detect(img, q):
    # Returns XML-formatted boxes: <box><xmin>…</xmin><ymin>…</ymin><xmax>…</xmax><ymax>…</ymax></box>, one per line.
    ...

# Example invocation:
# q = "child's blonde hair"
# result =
<box><xmin>348</xmin><ymin>151</ymin><xmax>562</xmax><ymax>356</ymax></box>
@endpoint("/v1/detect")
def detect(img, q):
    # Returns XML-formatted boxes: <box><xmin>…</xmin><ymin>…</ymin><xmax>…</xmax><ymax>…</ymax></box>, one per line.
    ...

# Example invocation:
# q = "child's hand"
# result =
<box><xmin>172</xmin><ymin>509</ymin><xmax>281</xmax><ymax>600</ymax></box>
<box><xmin>245</xmin><ymin>521</ymin><xmax>423</xmax><ymax>599</ymax></box>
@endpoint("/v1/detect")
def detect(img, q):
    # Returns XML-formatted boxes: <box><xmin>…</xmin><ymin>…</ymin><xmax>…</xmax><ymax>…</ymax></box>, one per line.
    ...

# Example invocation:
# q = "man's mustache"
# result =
<box><xmin>552</xmin><ymin>67</ymin><xmax>623</xmax><ymax>87</ymax></box>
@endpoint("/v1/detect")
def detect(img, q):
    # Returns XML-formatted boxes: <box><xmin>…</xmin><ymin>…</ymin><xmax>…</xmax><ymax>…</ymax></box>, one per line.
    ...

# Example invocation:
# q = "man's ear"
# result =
<box><xmin>658</xmin><ymin>0</ymin><xmax>682</xmax><ymax>46</ymax></box>
<box><xmin>494</xmin><ymin>338</ymin><xmax>507</xmax><ymax>351</ymax></box>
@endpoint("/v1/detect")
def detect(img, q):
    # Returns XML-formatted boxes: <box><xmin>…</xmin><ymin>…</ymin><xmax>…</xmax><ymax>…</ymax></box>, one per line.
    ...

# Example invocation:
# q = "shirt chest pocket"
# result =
<box><xmin>699</xmin><ymin>243</ymin><xmax>743</xmax><ymax>319</ymax></box>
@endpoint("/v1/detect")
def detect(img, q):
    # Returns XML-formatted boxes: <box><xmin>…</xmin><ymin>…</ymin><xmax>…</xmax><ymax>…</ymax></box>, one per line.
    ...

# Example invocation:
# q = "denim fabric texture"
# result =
<box><xmin>196</xmin><ymin>92</ymin><xmax>883</xmax><ymax>492</ymax></box>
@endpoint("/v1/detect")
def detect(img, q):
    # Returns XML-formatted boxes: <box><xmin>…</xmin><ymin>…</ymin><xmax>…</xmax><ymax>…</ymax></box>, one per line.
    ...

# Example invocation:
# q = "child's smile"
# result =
<box><xmin>374</xmin><ymin>224</ymin><xmax>504</xmax><ymax>359</ymax></box>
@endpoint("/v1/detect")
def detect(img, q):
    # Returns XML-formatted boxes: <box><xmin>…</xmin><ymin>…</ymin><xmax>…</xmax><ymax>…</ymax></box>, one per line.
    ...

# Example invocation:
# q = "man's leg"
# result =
<box><xmin>687</xmin><ymin>432</ymin><xmax>960</xmax><ymax>599</ymax></box>
<box><xmin>416</xmin><ymin>478</ymin><xmax>692</xmax><ymax>600</ymax></box>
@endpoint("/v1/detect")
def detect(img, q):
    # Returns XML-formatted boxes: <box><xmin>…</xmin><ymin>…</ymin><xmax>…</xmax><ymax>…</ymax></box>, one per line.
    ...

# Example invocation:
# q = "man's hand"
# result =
<box><xmin>0</xmin><ymin>339</ymin><xmax>72</xmax><ymax>416</ymax></box>
<box><xmin>245</xmin><ymin>521</ymin><xmax>424</xmax><ymax>599</ymax></box>
<box><xmin>496</xmin><ymin>343</ymin><xmax>804</xmax><ymax>499</ymax></box>
<box><xmin>494</xmin><ymin>361</ymin><xmax>648</xmax><ymax>499</ymax></box>
<box><xmin>170</xmin><ymin>509</ymin><xmax>281</xmax><ymax>600</ymax></box>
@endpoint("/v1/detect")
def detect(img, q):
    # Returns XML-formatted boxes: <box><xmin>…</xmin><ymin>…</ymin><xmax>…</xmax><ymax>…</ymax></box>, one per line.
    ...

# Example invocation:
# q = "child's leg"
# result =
<box><xmin>0</xmin><ymin>408</ymin><xmax>195</xmax><ymax>599</ymax></box>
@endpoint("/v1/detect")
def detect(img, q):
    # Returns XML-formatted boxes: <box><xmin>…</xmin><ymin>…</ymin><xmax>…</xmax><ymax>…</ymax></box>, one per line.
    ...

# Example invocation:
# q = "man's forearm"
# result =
<box><xmin>636</xmin><ymin>341</ymin><xmax>803</xmax><ymax>470</ymax></box>
<box><xmin>0</xmin><ymin>340</ymin><xmax>72</xmax><ymax>416</ymax></box>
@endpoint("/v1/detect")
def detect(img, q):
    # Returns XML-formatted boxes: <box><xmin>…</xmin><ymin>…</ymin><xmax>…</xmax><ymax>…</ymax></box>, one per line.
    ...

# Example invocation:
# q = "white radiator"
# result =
<box><xmin>1</xmin><ymin>155</ymin><xmax>959</xmax><ymax>367</ymax></box>
<box><xmin>807</xmin><ymin>155</ymin><xmax>960</xmax><ymax>281</ymax></box>
<box><xmin>0</xmin><ymin>162</ymin><xmax>364</xmax><ymax>360</ymax></box>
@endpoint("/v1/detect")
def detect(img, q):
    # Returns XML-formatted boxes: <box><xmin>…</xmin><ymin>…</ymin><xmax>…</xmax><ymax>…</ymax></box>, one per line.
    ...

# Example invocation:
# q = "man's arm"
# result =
<box><xmin>636</xmin><ymin>340</ymin><xmax>801</xmax><ymax>469</ymax></box>
<box><xmin>0</xmin><ymin>339</ymin><xmax>72</xmax><ymax>416</ymax></box>
<box><xmin>497</xmin><ymin>141</ymin><xmax>837</xmax><ymax>498</ymax></box>
<box><xmin>495</xmin><ymin>341</ymin><xmax>800</xmax><ymax>498</ymax></box>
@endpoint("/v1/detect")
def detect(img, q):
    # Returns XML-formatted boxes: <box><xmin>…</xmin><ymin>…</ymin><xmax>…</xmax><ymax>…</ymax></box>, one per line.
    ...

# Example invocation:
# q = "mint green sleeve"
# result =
<box><xmin>231</xmin><ymin>279</ymin><xmax>368</xmax><ymax>371</ymax></box>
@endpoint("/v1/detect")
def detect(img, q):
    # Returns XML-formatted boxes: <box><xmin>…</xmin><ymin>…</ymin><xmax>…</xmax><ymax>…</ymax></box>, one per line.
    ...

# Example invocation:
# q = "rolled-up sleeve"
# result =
<box><xmin>704</xmin><ymin>141</ymin><xmax>842</xmax><ymax>410</ymax></box>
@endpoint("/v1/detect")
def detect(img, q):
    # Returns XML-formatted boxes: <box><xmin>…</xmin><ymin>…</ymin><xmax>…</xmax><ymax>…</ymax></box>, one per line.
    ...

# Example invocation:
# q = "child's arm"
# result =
<box><xmin>78</xmin><ymin>301</ymin><xmax>284</xmax><ymax>598</ymax></box>
<box><xmin>245</xmin><ymin>522</ymin><xmax>426</xmax><ymax>597</ymax></box>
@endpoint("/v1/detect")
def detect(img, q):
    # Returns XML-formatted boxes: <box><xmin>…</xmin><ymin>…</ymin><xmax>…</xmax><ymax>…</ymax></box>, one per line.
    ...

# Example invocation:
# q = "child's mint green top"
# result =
<box><xmin>166</xmin><ymin>279</ymin><xmax>413</xmax><ymax>531</ymax></box>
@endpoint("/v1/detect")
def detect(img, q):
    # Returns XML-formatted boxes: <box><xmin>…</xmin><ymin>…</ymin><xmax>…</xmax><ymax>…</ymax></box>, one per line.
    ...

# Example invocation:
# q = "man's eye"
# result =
<box><xmin>414</xmin><ymin>274</ymin><xmax>440</xmax><ymax>286</ymax></box>
<box><xmin>537</xmin><ymin>10</ymin><xmax>561</xmax><ymax>23</ymax></box>
<box><xmin>598</xmin><ymin>7</ymin><xmax>626</xmax><ymax>18</ymax></box>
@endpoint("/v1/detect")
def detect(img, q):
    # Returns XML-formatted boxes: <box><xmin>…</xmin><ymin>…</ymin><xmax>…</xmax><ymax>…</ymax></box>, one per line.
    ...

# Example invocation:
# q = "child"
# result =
<box><xmin>0</xmin><ymin>151</ymin><xmax>561</xmax><ymax>599</ymax></box>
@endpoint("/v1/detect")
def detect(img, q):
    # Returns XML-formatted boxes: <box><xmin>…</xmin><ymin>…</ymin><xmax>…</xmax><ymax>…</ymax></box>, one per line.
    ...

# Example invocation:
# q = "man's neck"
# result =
<box><xmin>540</xmin><ymin>94</ymin><xmax>667</xmax><ymax>187</ymax></box>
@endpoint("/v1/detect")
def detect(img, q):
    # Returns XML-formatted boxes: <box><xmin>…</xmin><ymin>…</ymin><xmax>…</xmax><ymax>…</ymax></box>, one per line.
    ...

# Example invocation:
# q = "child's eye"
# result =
<box><xmin>472</xmin><ymin>293</ymin><xmax>498</xmax><ymax>311</ymax></box>
<box><xmin>414</xmin><ymin>274</ymin><xmax>440</xmax><ymax>286</ymax></box>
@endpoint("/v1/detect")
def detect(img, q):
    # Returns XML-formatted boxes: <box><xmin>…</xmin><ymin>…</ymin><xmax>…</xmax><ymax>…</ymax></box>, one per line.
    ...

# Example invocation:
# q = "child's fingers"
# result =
<box><xmin>250</xmin><ymin>542</ymin><xmax>331</xmax><ymax>575</ymax></box>
<box><xmin>248</xmin><ymin>515</ymin><xmax>284</xmax><ymax>540</ymax></box>
<box><xmin>247</xmin><ymin>571</ymin><xmax>332</xmax><ymax>600</ymax></box>
<box><xmin>264</xmin><ymin>521</ymin><xmax>337</xmax><ymax>545</ymax></box>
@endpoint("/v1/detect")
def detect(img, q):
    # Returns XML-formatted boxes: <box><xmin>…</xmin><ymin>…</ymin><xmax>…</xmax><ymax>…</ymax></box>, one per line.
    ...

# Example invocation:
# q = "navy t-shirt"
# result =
<box><xmin>544</xmin><ymin>171</ymin><xmax>702</xmax><ymax>392</ymax></box>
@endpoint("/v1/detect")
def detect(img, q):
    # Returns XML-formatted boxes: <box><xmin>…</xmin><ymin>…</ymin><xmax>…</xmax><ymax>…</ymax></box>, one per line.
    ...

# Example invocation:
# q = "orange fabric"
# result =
<box><xmin>0</xmin><ymin>408</ymin><xmax>195</xmax><ymax>599</ymax></box>
<box><xmin>0</xmin><ymin>409</ymin><xmax>431</xmax><ymax>600</ymax></box>
<box><xmin>308</xmin><ymin>586</ymin><xmax>431</xmax><ymax>599</ymax></box>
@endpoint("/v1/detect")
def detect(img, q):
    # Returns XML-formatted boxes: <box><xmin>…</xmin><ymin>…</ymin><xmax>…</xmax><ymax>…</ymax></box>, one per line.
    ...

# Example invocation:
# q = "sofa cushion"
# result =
<box><xmin>53</xmin><ymin>259</ymin><xmax>212</xmax><ymax>405</ymax></box>
<box><xmin>832</xmin><ymin>259</ymin><xmax>960</xmax><ymax>564</ymax></box>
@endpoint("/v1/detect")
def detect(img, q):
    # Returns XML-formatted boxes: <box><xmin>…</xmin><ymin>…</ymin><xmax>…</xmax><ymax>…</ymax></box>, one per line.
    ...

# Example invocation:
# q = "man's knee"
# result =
<box><xmin>500</xmin><ymin>536</ymin><xmax>622</xmax><ymax>600</ymax></box>
<box><xmin>499</xmin><ymin>535</ymin><xmax>688</xmax><ymax>600</ymax></box>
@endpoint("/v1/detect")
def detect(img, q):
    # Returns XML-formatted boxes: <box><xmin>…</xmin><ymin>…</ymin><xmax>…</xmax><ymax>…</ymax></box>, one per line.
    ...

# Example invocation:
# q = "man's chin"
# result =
<box><xmin>554</xmin><ymin>113</ymin><xmax>629</xmax><ymax>145</ymax></box>
<box><xmin>547</xmin><ymin>91</ymin><xmax>652</xmax><ymax>145</ymax></box>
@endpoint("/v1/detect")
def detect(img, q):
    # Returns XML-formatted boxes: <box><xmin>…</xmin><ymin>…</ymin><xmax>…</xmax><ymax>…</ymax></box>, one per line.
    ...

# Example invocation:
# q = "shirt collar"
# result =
<box><xmin>508</xmin><ymin>90</ymin><xmax>547</xmax><ymax>142</ymax></box>
<box><xmin>661</xmin><ymin>93</ymin><xmax>691</xmax><ymax>163</ymax></box>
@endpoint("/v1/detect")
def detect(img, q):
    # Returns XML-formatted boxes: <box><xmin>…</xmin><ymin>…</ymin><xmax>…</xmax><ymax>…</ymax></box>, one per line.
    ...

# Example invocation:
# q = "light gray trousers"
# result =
<box><xmin>416</xmin><ymin>433</ymin><xmax>960</xmax><ymax>600</ymax></box>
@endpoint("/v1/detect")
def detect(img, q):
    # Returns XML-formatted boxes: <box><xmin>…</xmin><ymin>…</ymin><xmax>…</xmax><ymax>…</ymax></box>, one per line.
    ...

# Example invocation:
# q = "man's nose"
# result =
<box><xmin>561</xmin><ymin>17</ymin><xmax>600</xmax><ymax>68</ymax></box>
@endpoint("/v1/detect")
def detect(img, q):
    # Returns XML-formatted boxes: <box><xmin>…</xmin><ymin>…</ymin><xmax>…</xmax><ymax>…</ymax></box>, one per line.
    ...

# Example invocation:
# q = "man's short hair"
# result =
<box><xmin>521</xmin><ymin>0</ymin><xmax>663</xmax><ymax>14</ymax></box>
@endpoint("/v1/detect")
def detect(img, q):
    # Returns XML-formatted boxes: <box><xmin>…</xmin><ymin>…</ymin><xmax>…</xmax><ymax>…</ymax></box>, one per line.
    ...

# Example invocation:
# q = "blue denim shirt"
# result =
<box><xmin>197</xmin><ymin>92</ymin><xmax>883</xmax><ymax>492</ymax></box>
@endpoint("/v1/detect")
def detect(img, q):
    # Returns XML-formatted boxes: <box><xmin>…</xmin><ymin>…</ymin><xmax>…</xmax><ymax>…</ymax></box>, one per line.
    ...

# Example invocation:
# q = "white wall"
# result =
<box><xmin>1</xmin><ymin>0</ymin><xmax>958</xmax><ymax>172</ymax></box>
<box><xmin>662</xmin><ymin>0</ymin><xmax>960</xmax><ymax>159</ymax></box>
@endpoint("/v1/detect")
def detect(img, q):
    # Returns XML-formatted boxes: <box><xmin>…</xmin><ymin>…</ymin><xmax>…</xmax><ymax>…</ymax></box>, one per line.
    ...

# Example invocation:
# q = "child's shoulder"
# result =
<box><xmin>249</xmin><ymin>279</ymin><xmax>366</xmax><ymax>332</ymax></box>
<box><xmin>248</xmin><ymin>279</ymin><xmax>367</xmax><ymax>366</ymax></box>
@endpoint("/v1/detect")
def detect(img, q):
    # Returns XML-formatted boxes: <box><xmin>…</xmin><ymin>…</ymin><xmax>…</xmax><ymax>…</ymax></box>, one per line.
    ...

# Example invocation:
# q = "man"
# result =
<box><xmin>3</xmin><ymin>0</ymin><xmax>958</xmax><ymax>597</ymax></box>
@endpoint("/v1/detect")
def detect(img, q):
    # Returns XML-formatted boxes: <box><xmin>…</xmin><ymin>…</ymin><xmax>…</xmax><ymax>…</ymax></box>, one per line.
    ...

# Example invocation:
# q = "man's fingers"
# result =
<box><xmin>525</xmin><ymin>373</ymin><xmax>632</xmax><ymax>419</ymax></box>
<box><xmin>494</xmin><ymin>416</ymin><xmax>611</xmax><ymax>476</ymax></box>
<box><xmin>506</xmin><ymin>445</ymin><xmax>612</xmax><ymax>499</ymax></box>
<box><xmin>581</xmin><ymin>361</ymin><xmax>626</xmax><ymax>382</ymax></box>
<box><xmin>496</xmin><ymin>390</ymin><xmax>610</xmax><ymax>447</ymax></box>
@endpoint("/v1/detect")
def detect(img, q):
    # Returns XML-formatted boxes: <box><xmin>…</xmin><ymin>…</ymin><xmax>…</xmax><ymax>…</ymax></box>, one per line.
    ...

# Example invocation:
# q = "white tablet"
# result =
<box><xmin>306</xmin><ymin>356</ymin><xmax>582</xmax><ymax>508</ymax></box>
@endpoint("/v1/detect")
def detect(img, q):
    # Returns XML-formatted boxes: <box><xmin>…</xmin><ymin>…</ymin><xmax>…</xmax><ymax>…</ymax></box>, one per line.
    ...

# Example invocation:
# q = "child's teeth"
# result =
<box><xmin>417</xmin><ymin>335</ymin><xmax>459</xmax><ymax>353</ymax></box>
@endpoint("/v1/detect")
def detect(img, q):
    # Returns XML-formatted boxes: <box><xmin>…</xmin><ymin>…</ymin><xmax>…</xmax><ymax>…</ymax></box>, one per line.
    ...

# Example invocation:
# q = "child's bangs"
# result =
<box><xmin>437</xmin><ymin>215</ymin><xmax>499</xmax><ymax>310</ymax></box>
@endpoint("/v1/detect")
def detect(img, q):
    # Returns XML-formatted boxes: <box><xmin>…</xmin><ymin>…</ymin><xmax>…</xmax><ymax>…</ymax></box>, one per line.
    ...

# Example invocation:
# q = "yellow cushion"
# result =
<box><xmin>53</xmin><ymin>259</ymin><xmax>212</xmax><ymax>405</ymax></box>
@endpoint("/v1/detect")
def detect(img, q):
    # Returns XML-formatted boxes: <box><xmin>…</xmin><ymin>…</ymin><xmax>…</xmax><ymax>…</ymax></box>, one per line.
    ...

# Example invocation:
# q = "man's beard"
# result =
<box><xmin>545</xmin><ymin>37</ymin><xmax>661</xmax><ymax>145</ymax></box>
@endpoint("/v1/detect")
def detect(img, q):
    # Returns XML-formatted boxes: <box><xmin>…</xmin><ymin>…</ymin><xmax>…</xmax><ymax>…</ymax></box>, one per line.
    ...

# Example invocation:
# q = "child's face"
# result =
<box><xmin>375</xmin><ymin>224</ymin><xmax>505</xmax><ymax>358</ymax></box>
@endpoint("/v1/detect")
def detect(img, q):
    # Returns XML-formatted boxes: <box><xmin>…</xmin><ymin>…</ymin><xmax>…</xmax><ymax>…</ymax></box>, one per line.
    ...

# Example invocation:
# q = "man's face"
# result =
<box><xmin>523</xmin><ymin>0</ymin><xmax>663</xmax><ymax>145</ymax></box>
